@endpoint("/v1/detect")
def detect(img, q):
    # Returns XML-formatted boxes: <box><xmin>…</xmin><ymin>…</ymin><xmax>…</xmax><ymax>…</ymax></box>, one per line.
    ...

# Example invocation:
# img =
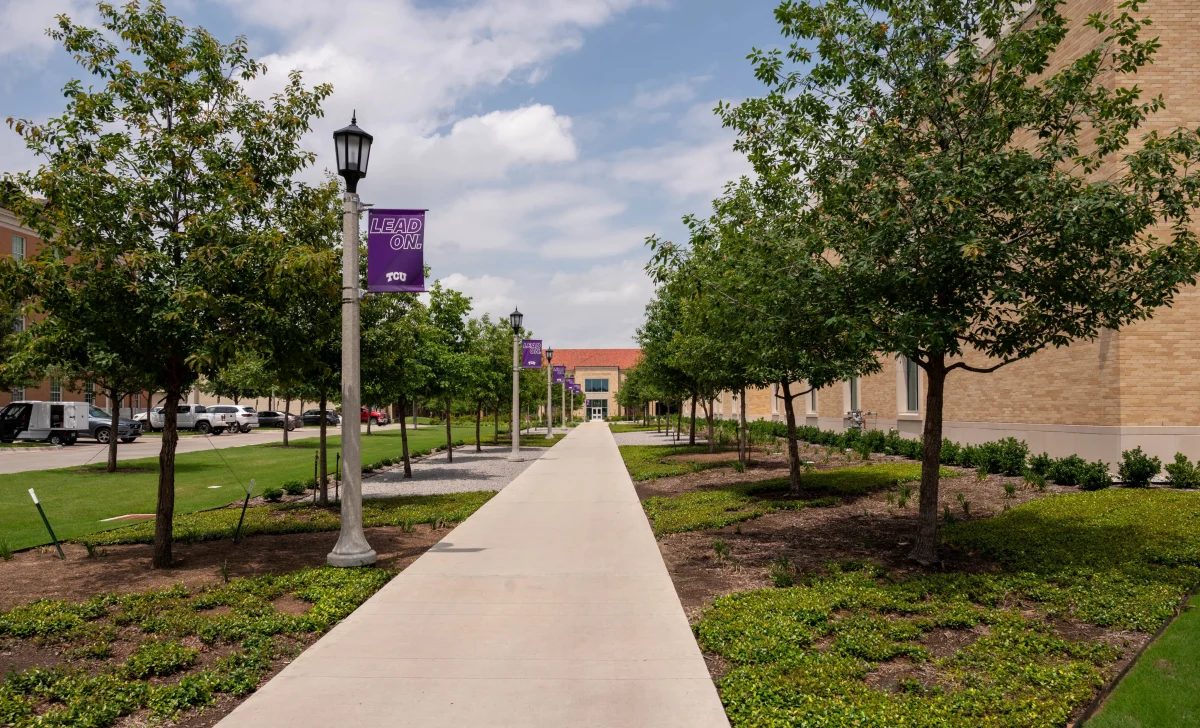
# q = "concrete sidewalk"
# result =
<box><xmin>217</xmin><ymin>421</ymin><xmax>729</xmax><ymax>728</ymax></box>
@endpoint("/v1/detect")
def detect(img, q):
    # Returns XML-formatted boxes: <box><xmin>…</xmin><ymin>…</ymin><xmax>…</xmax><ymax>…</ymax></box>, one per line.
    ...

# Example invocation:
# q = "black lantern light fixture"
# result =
<box><xmin>333</xmin><ymin>112</ymin><xmax>373</xmax><ymax>193</ymax></box>
<box><xmin>509</xmin><ymin>307</ymin><xmax>523</xmax><ymax>335</ymax></box>
<box><xmin>546</xmin><ymin>348</ymin><xmax>554</xmax><ymax>363</ymax></box>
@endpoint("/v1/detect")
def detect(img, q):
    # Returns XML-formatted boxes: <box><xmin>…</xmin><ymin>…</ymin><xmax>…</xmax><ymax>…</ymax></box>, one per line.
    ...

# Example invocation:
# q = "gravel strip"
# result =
<box><xmin>362</xmin><ymin>444</ymin><xmax>548</xmax><ymax>498</ymax></box>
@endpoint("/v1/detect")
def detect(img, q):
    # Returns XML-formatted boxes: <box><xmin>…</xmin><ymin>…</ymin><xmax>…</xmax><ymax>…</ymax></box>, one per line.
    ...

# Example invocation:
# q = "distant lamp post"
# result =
<box><xmin>508</xmin><ymin>307</ymin><xmax>524</xmax><ymax>462</ymax></box>
<box><xmin>545</xmin><ymin>348</ymin><xmax>554</xmax><ymax>440</ymax></box>
<box><xmin>327</xmin><ymin>112</ymin><xmax>376</xmax><ymax>569</ymax></box>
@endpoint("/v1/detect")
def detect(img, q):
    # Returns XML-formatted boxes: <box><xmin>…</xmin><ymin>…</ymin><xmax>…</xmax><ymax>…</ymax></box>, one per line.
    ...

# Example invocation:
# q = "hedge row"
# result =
<box><xmin>743</xmin><ymin>420</ymin><xmax>1199</xmax><ymax>489</ymax></box>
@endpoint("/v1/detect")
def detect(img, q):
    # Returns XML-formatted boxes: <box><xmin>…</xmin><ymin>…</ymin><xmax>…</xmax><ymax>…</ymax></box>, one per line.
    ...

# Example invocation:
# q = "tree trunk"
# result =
<box><xmin>445</xmin><ymin>399</ymin><xmax>454</xmax><ymax>463</ymax></box>
<box><xmin>675</xmin><ymin>404</ymin><xmax>682</xmax><ymax>443</ymax></box>
<box><xmin>706</xmin><ymin>398</ymin><xmax>715</xmax><ymax>453</ymax></box>
<box><xmin>738</xmin><ymin>387</ymin><xmax>747</xmax><ymax>465</ymax></box>
<box><xmin>494</xmin><ymin>406</ymin><xmax>500</xmax><ymax>444</ymax></box>
<box><xmin>366</xmin><ymin>406</ymin><xmax>372</xmax><ymax>435</ymax></box>
<box><xmin>318</xmin><ymin>392</ymin><xmax>328</xmax><ymax>505</ymax></box>
<box><xmin>781</xmin><ymin>380</ymin><xmax>802</xmax><ymax>496</ymax></box>
<box><xmin>689</xmin><ymin>394</ymin><xmax>697</xmax><ymax>446</ymax></box>
<box><xmin>910</xmin><ymin>354</ymin><xmax>947</xmax><ymax>565</ymax></box>
<box><xmin>399</xmin><ymin>393</ymin><xmax>412</xmax><ymax>478</ymax></box>
<box><xmin>283</xmin><ymin>396</ymin><xmax>291</xmax><ymax>447</ymax></box>
<box><xmin>152</xmin><ymin>387</ymin><xmax>182</xmax><ymax>568</ymax></box>
<box><xmin>107</xmin><ymin>390</ymin><xmax>121</xmax><ymax>473</ymax></box>
<box><xmin>475</xmin><ymin>402</ymin><xmax>482</xmax><ymax>453</ymax></box>
<box><xmin>413</xmin><ymin>399</ymin><xmax>418</xmax><ymax>430</ymax></box>
<box><xmin>656</xmin><ymin>406</ymin><xmax>661</xmax><ymax>433</ymax></box>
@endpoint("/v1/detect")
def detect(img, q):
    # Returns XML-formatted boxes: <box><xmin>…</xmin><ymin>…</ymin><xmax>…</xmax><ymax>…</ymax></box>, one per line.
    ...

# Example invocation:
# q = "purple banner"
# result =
<box><xmin>552</xmin><ymin>366</ymin><xmax>565</xmax><ymax>384</ymax></box>
<box><xmin>367</xmin><ymin>209</ymin><xmax>426</xmax><ymax>293</ymax></box>
<box><xmin>565</xmin><ymin>376</ymin><xmax>575</xmax><ymax>387</ymax></box>
<box><xmin>521</xmin><ymin>340</ymin><xmax>542</xmax><ymax>369</ymax></box>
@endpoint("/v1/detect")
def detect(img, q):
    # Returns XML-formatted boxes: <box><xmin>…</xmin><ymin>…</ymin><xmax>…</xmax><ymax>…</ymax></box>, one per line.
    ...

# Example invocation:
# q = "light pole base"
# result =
<box><xmin>507</xmin><ymin>453</ymin><xmax>525</xmax><ymax>462</ymax></box>
<box><xmin>327</xmin><ymin>548</ymin><xmax>377</xmax><ymax>568</ymax></box>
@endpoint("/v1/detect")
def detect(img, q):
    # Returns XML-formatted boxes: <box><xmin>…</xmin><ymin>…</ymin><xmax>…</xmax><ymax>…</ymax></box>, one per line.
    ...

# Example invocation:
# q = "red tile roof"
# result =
<box><xmin>550</xmin><ymin>349</ymin><xmax>642</xmax><ymax>371</ymax></box>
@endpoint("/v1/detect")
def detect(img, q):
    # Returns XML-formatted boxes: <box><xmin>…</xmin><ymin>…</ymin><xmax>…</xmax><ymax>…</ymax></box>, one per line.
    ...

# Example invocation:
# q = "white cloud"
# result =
<box><xmin>611</xmin><ymin>101</ymin><xmax>750</xmax><ymax>200</ymax></box>
<box><xmin>632</xmin><ymin>76</ymin><xmax>710</xmax><ymax>110</ymax></box>
<box><xmin>0</xmin><ymin>0</ymin><xmax>95</xmax><ymax>66</ymax></box>
<box><xmin>437</xmin><ymin>273</ymin><xmax>517</xmax><ymax>318</ymax></box>
<box><xmin>405</xmin><ymin>105</ymin><xmax>577</xmax><ymax>184</ymax></box>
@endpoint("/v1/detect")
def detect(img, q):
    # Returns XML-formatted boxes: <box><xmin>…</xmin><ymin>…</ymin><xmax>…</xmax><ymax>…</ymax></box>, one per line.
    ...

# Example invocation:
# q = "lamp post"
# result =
<box><xmin>508</xmin><ymin>308</ymin><xmax>524</xmax><ymax>462</ymax></box>
<box><xmin>327</xmin><ymin>113</ymin><xmax>376</xmax><ymax>568</ymax></box>
<box><xmin>544</xmin><ymin>348</ymin><xmax>554</xmax><ymax>439</ymax></box>
<box><xmin>561</xmin><ymin>370</ymin><xmax>566</xmax><ymax>431</ymax></box>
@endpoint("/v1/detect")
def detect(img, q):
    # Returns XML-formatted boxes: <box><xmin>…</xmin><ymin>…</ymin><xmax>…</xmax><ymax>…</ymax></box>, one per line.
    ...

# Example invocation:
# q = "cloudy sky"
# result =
<box><xmin>0</xmin><ymin>0</ymin><xmax>781</xmax><ymax>347</ymax></box>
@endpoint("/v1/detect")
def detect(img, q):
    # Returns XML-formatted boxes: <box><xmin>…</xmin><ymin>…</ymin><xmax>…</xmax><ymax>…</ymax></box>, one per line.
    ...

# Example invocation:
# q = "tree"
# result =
<box><xmin>464</xmin><ymin>316</ymin><xmax>512</xmax><ymax>451</ymax></box>
<box><xmin>0</xmin><ymin>258</ymin><xmax>36</xmax><ymax>396</ymax></box>
<box><xmin>2</xmin><ymin>2</ymin><xmax>331</xmax><ymax>567</ymax></box>
<box><xmin>653</xmin><ymin>176</ymin><xmax>879</xmax><ymax>493</ymax></box>
<box><xmin>422</xmin><ymin>283</ymin><xmax>473</xmax><ymax>462</ymax></box>
<box><xmin>201</xmin><ymin>351</ymin><xmax>272</xmax><ymax>405</ymax></box>
<box><xmin>724</xmin><ymin>0</ymin><xmax>1200</xmax><ymax>562</ymax></box>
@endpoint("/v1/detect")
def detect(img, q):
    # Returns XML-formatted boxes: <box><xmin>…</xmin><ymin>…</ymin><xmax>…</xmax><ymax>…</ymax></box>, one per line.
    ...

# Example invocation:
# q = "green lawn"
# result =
<box><xmin>1087</xmin><ymin>595</ymin><xmax>1200</xmax><ymax>728</ymax></box>
<box><xmin>696</xmin><ymin>489</ymin><xmax>1200</xmax><ymax>728</ymax></box>
<box><xmin>642</xmin><ymin>463</ymin><xmax>933</xmax><ymax>536</ymax></box>
<box><xmin>609</xmin><ymin>423</ymin><xmax>660</xmax><ymax>433</ymax></box>
<box><xmin>618</xmin><ymin>444</ymin><xmax>731</xmax><ymax>481</ymax></box>
<box><xmin>0</xmin><ymin>425</ymin><xmax>485</xmax><ymax>551</ymax></box>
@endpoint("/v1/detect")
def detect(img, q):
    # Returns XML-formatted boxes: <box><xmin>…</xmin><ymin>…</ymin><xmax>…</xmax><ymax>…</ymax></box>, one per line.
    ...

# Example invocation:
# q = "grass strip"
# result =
<box><xmin>618</xmin><ymin>444</ymin><xmax>731</xmax><ymax>481</ymax></box>
<box><xmin>1086</xmin><ymin>594</ymin><xmax>1200</xmax><ymax>727</ymax></box>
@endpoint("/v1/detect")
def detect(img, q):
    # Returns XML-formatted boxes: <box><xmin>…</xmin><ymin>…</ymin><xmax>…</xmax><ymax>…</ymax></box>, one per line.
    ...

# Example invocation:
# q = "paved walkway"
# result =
<box><xmin>363</xmin><ymin>445</ymin><xmax>547</xmax><ymax>497</ymax></box>
<box><xmin>217</xmin><ymin>422</ymin><xmax>729</xmax><ymax>728</ymax></box>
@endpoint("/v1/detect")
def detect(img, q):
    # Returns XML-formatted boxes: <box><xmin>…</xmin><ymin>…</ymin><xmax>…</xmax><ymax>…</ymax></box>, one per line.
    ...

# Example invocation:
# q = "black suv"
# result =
<box><xmin>301</xmin><ymin>409</ymin><xmax>340</xmax><ymax>426</ymax></box>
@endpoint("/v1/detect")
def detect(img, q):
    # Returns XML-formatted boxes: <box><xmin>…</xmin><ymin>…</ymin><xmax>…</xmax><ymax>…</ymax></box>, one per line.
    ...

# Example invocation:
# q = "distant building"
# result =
<box><xmin>552</xmin><ymin>349</ymin><xmax>641</xmax><ymax>420</ymax></box>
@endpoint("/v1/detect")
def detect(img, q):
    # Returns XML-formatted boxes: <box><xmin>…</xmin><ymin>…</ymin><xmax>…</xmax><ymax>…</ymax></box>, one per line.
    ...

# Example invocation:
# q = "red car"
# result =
<box><xmin>360</xmin><ymin>407</ymin><xmax>390</xmax><ymax>425</ymax></box>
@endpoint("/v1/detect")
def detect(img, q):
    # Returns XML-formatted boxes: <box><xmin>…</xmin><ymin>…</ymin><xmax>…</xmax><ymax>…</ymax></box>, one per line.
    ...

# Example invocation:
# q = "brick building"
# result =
<box><xmin>708</xmin><ymin>0</ymin><xmax>1200</xmax><ymax>464</ymax></box>
<box><xmin>551</xmin><ymin>349</ymin><xmax>641</xmax><ymax>420</ymax></box>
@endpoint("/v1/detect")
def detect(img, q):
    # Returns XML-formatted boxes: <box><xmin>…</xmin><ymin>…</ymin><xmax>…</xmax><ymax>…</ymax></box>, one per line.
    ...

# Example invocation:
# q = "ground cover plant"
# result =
<box><xmin>642</xmin><ymin>464</ymin><xmax>936</xmax><ymax>536</ymax></box>
<box><xmin>0</xmin><ymin>425</ymin><xmax>485</xmax><ymax>551</ymax></box>
<box><xmin>620</xmin><ymin>444</ymin><xmax>736</xmax><ymax>481</ymax></box>
<box><xmin>0</xmin><ymin>567</ymin><xmax>390</xmax><ymax>727</ymax></box>
<box><xmin>693</xmin><ymin>489</ymin><xmax>1200</xmax><ymax>727</ymax></box>
<box><xmin>82</xmin><ymin>491</ymin><xmax>495</xmax><ymax>547</ymax></box>
<box><xmin>608</xmin><ymin>423</ymin><xmax>663</xmax><ymax>434</ymax></box>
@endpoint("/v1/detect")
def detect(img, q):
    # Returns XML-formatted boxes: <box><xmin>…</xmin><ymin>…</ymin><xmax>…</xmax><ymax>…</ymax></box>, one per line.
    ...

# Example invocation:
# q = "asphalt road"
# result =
<box><xmin>0</xmin><ymin>423</ymin><xmax>415</xmax><ymax>475</ymax></box>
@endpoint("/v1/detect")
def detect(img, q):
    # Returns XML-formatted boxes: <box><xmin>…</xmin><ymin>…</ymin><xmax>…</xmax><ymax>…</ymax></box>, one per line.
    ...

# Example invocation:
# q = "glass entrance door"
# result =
<box><xmin>587</xmin><ymin>399</ymin><xmax>608</xmax><ymax>420</ymax></box>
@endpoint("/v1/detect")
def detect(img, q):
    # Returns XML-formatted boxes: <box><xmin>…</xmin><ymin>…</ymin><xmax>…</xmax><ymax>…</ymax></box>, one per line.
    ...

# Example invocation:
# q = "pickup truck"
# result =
<box><xmin>148</xmin><ymin>404</ymin><xmax>232</xmax><ymax>435</ymax></box>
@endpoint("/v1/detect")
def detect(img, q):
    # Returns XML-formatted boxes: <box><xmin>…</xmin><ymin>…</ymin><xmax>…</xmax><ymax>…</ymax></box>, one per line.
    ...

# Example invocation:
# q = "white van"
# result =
<box><xmin>0</xmin><ymin>401</ymin><xmax>88</xmax><ymax>445</ymax></box>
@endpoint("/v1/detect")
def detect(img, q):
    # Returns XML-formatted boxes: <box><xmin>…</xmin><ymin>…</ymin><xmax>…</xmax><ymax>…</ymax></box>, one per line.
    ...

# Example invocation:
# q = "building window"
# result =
<box><xmin>50</xmin><ymin>379</ymin><xmax>62</xmax><ymax>402</ymax></box>
<box><xmin>12</xmin><ymin>235</ymin><xmax>26</xmax><ymax>261</ymax></box>
<box><xmin>904</xmin><ymin>357</ymin><xmax>920</xmax><ymax>412</ymax></box>
<box><xmin>10</xmin><ymin>386</ymin><xmax>25</xmax><ymax>402</ymax></box>
<box><xmin>85</xmin><ymin>383</ymin><xmax>96</xmax><ymax>405</ymax></box>
<box><xmin>771</xmin><ymin>384</ymin><xmax>779</xmax><ymax>415</ymax></box>
<box><xmin>809</xmin><ymin>387</ymin><xmax>818</xmax><ymax>415</ymax></box>
<box><xmin>13</xmin><ymin>316</ymin><xmax>24</xmax><ymax>334</ymax></box>
<box><xmin>132</xmin><ymin>393</ymin><xmax>141</xmax><ymax>408</ymax></box>
<box><xmin>584</xmin><ymin>378</ymin><xmax>609</xmax><ymax>393</ymax></box>
<box><xmin>848</xmin><ymin>378</ymin><xmax>858</xmax><ymax>411</ymax></box>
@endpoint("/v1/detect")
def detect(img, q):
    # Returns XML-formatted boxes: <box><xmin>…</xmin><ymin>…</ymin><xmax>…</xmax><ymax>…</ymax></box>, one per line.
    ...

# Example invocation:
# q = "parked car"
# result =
<box><xmin>301</xmin><ymin>409</ymin><xmax>340</xmax><ymax>427</ymax></box>
<box><xmin>81</xmin><ymin>405</ymin><xmax>142</xmax><ymax>444</ymax></box>
<box><xmin>208</xmin><ymin>405</ymin><xmax>258</xmax><ymax>433</ymax></box>
<box><xmin>133</xmin><ymin>408</ymin><xmax>162</xmax><ymax>432</ymax></box>
<box><xmin>361</xmin><ymin>406</ymin><xmax>390</xmax><ymax>425</ymax></box>
<box><xmin>0</xmin><ymin>401</ymin><xmax>85</xmax><ymax>445</ymax></box>
<box><xmin>259</xmin><ymin>411</ymin><xmax>302</xmax><ymax>430</ymax></box>
<box><xmin>148</xmin><ymin>404</ymin><xmax>231</xmax><ymax>434</ymax></box>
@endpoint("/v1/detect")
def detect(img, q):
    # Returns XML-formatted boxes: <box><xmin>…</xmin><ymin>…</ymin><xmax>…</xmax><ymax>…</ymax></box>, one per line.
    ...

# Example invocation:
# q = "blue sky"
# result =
<box><xmin>0</xmin><ymin>0</ymin><xmax>784</xmax><ymax>347</ymax></box>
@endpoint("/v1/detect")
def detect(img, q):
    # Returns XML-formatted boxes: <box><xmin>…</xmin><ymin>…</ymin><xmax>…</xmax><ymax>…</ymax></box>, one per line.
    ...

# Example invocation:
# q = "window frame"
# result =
<box><xmin>848</xmin><ymin>378</ymin><xmax>859</xmax><ymax>412</ymax></box>
<box><xmin>11</xmin><ymin>235</ymin><xmax>26</xmax><ymax>261</ymax></box>
<box><xmin>584</xmin><ymin>378</ymin><xmax>609</xmax><ymax>393</ymax></box>
<box><xmin>904</xmin><ymin>357</ymin><xmax>920</xmax><ymax>413</ymax></box>
<box><xmin>49</xmin><ymin>378</ymin><xmax>62</xmax><ymax>402</ymax></box>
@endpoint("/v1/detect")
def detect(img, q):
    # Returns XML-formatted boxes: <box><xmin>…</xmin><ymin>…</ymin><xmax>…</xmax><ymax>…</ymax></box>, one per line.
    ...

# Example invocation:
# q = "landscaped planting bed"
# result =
<box><xmin>620</xmin><ymin>443</ymin><xmax>1200</xmax><ymax>727</ymax></box>
<box><xmin>0</xmin><ymin>567</ymin><xmax>390</xmax><ymax>728</ymax></box>
<box><xmin>81</xmin><ymin>491</ymin><xmax>495</xmax><ymax>546</ymax></box>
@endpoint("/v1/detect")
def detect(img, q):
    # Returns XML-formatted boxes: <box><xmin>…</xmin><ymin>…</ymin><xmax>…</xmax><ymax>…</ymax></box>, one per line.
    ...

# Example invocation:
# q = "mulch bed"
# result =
<box><xmin>0</xmin><ymin>525</ymin><xmax>441</xmax><ymax>611</ymax></box>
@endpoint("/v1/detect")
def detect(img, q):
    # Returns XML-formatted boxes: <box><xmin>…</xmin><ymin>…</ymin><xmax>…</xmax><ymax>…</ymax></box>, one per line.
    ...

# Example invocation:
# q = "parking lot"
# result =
<box><xmin>0</xmin><ymin>422</ymin><xmax>412</xmax><ymax>475</ymax></box>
